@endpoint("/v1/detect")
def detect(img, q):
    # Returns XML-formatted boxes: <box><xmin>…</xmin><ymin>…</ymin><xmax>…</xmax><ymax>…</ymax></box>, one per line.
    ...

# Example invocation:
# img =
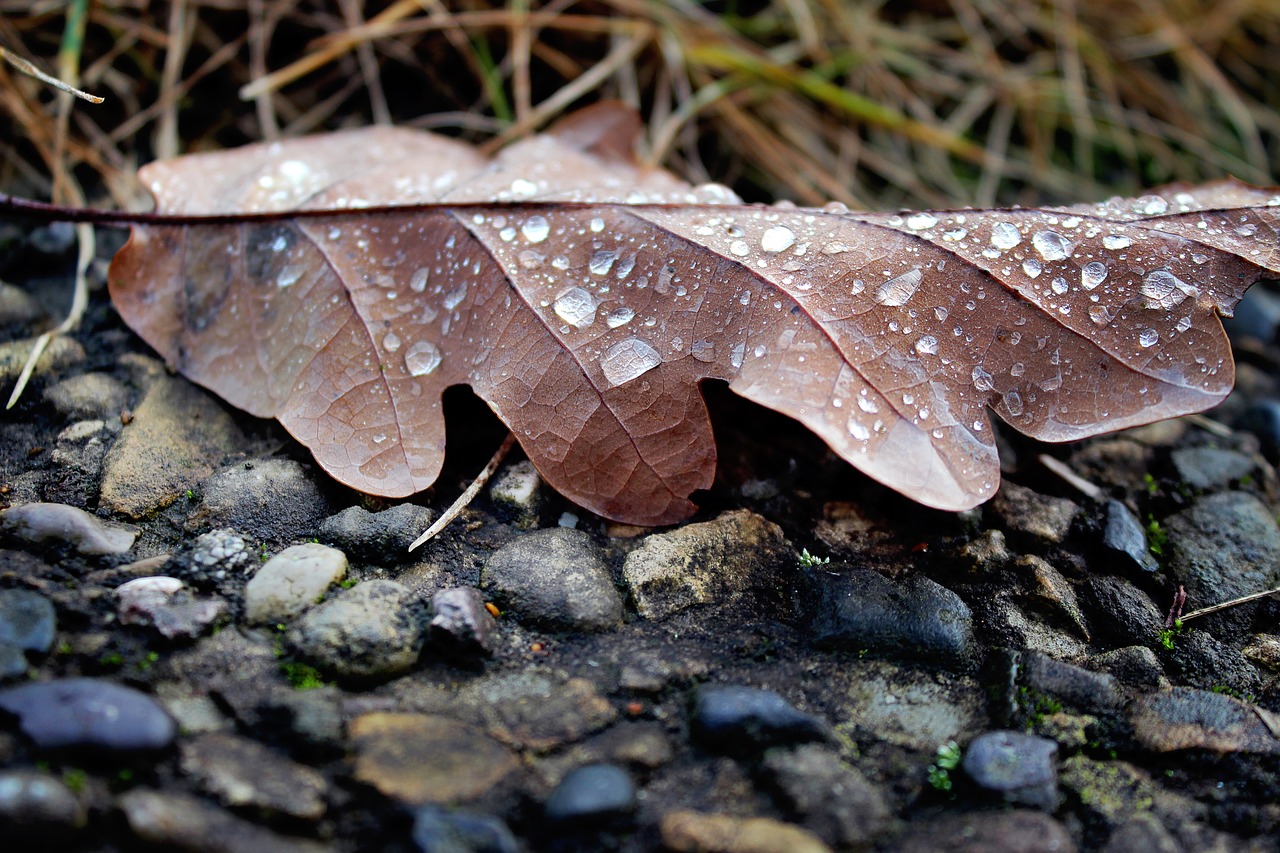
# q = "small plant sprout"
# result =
<box><xmin>928</xmin><ymin>740</ymin><xmax>962</xmax><ymax>792</ymax></box>
<box><xmin>798</xmin><ymin>548</ymin><xmax>830</xmax><ymax>567</ymax></box>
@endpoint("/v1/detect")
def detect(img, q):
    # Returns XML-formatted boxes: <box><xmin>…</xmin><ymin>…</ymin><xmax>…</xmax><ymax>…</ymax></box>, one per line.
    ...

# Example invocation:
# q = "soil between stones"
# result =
<box><xmin>1</xmin><ymin>225</ymin><xmax>1280</xmax><ymax>852</ymax></box>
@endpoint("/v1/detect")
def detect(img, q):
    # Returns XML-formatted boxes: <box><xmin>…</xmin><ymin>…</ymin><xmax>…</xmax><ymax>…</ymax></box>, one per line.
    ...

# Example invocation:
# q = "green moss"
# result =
<box><xmin>61</xmin><ymin>768</ymin><xmax>88</xmax><ymax>793</ymax></box>
<box><xmin>927</xmin><ymin>740</ymin><xmax>962</xmax><ymax>792</ymax></box>
<box><xmin>798</xmin><ymin>548</ymin><xmax>830</xmax><ymax>567</ymax></box>
<box><xmin>280</xmin><ymin>660</ymin><xmax>327</xmax><ymax>690</ymax></box>
<box><xmin>1145</xmin><ymin>516</ymin><xmax>1167</xmax><ymax>558</ymax></box>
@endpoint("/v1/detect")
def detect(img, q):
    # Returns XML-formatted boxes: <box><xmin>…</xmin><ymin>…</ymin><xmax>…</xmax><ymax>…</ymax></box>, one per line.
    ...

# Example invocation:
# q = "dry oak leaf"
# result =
<box><xmin>107</xmin><ymin>103</ymin><xmax>1280</xmax><ymax>525</ymax></box>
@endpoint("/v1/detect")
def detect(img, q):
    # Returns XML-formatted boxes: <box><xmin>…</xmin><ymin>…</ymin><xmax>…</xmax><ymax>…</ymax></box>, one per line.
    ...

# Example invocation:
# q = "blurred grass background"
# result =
<box><xmin>2</xmin><ymin>0</ymin><xmax>1278</xmax><ymax>213</ymax></box>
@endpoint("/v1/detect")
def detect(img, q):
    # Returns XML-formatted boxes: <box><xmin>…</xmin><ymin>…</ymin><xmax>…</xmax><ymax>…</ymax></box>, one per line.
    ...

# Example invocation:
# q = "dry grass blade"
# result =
<box><xmin>409</xmin><ymin>434</ymin><xmax>517</xmax><ymax>552</ymax></box>
<box><xmin>0</xmin><ymin>45</ymin><xmax>103</xmax><ymax>103</ymax></box>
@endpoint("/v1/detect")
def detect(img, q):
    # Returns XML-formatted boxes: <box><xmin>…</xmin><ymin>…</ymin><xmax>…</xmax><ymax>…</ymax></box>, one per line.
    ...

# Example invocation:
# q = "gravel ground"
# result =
<box><xmin>2</xmin><ymin>222</ymin><xmax>1280</xmax><ymax>852</ymax></box>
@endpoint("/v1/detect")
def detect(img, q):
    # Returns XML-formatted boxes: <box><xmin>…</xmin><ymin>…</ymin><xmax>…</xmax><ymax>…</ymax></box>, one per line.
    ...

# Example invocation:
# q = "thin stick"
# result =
<box><xmin>408</xmin><ymin>433</ymin><xmax>517</xmax><ymax>552</ymax></box>
<box><xmin>0</xmin><ymin>46</ymin><xmax>103</xmax><ymax>104</ymax></box>
<box><xmin>1037</xmin><ymin>454</ymin><xmax>1104</xmax><ymax>502</ymax></box>
<box><xmin>1179</xmin><ymin>585</ymin><xmax>1280</xmax><ymax>624</ymax></box>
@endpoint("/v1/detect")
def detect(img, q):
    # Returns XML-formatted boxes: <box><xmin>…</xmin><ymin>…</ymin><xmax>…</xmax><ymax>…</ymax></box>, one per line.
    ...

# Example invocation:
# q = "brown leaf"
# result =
<box><xmin>107</xmin><ymin>103</ymin><xmax>1280</xmax><ymax>524</ymax></box>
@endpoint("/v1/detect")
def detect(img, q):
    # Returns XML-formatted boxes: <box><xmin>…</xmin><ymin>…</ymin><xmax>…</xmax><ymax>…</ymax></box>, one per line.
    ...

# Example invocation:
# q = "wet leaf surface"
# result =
<box><xmin>108</xmin><ymin>103</ymin><xmax>1280</xmax><ymax>523</ymax></box>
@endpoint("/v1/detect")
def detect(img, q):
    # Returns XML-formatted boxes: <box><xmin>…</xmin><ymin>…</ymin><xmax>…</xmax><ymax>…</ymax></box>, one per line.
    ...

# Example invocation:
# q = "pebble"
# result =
<box><xmin>1101</xmin><ymin>814</ymin><xmax>1181</xmax><ymax>853</ymax></box>
<box><xmin>98</xmin><ymin>372</ymin><xmax>245</xmax><ymax>519</ymax></box>
<box><xmin>961</xmin><ymin>730</ymin><xmax>1060</xmax><ymax>810</ymax></box>
<box><xmin>760</xmin><ymin>744</ymin><xmax>889</xmax><ymax>848</ymax></box>
<box><xmin>1021</xmin><ymin>652</ymin><xmax>1124</xmax><ymax>715</ymax></box>
<box><xmin>839</xmin><ymin>661</ymin><xmax>987</xmax><ymax>751</ymax></box>
<box><xmin>1242</xmin><ymin>633</ymin><xmax>1280</xmax><ymax>670</ymax></box>
<box><xmin>0</xmin><ymin>588</ymin><xmax>56</xmax><ymax>653</ymax></box>
<box><xmin>481</xmin><ymin>528</ymin><xmax>622</xmax><ymax>632</ymax></box>
<box><xmin>1101</xmin><ymin>500</ymin><xmax>1158</xmax><ymax>574</ymax></box>
<box><xmin>804</xmin><ymin>568</ymin><xmax>975</xmax><ymax>669</ymax></box>
<box><xmin>621</xmin><ymin>510</ymin><xmax>790</xmax><ymax>620</ymax></box>
<box><xmin>0</xmin><ymin>769</ymin><xmax>85</xmax><ymax>833</ymax></box>
<box><xmin>0</xmin><ymin>678</ymin><xmax>176</xmax><ymax>751</ymax></box>
<box><xmin>471</xmin><ymin>673</ymin><xmax>618</xmax><ymax>752</ymax></box>
<box><xmin>349</xmin><ymin>712</ymin><xmax>519</xmax><ymax>804</ymax></box>
<box><xmin>119</xmin><ymin>789</ymin><xmax>328</xmax><ymax>853</ymax></box>
<box><xmin>430</xmin><ymin>586</ymin><xmax>497</xmax><ymax>654</ymax></box>
<box><xmin>186</xmin><ymin>458</ymin><xmax>330</xmax><ymax>541</ymax></box>
<box><xmin>1079</xmin><ymin>576</ymin><xmax>1164</xmax><ymax>648</ymax></box>
<box><xmin>661</xmin><ymin>810</ymin><xmax>832</xmax><ymax>853</ymax></box>
<box><xmin>0</xmin><ymin>502</ymin><xmax>137</xmax><ymax>555</ymax></box>
<box><xmin>286</xmin><ymin>580</ymin><xmax>426</xmax><ymax>682</ymax></box>
<box><xmin>178</xmin><ymin>528</ymin><xmax>253</xmax><ymax>588</ymax></box>
<box><xmin>0</xmin><ymin>281</ymin><xmax>46</xmax><ymax>329</ymax></box>
<box><xmin>989</xmin><ymin>482</ymin><xmax>1080</xmax><ymax>544</ymax></box>
<box><xmin>317</xmin><ymin>503</ymin><xmax>433</xmax><ymax>563</ymax></box>
<box><xmin>1164</xmin><ymin>492</ymin><xmax>1280</xmax><ymax>633</ymax></box>
<box><xmin>544</xmin><ymin>763</ymin><xmax>636</xmax><ymax>825</ymax></box>
<box><xmin>412</xmin><ymin>805</ymin><xmax>520</xmax><ymax>853</ymax></box>
<box><xmin>179</xmin><ymin>732</ymin><xmax>328</xmax><ymax>820</ymax></box>
<box><xmin>1170</xmin><ymin>447</ymin><xmax>1256</xmax><ymax>492</ymax></box>
<box><xmin>488</xmin><ymin>459</ymin><xmax>542</xmax><ymax>526</ymax></box>
<box><xmin>0</xmin><ymin>643</ymin><xmax>28</xmax><ymax>681</ymax></box>
<box><xmin>244</xmin><ymin>543</ymin><xmax>348</xmax><ymax>625</ymax></box>
<box><xmin>116</xmin><ymin>576</ymin><xmax>225</xmax><ymax>640</ymax></box>
<box><xmin>1086</xmin><ymin>646</ymin><xmax>1167</xmax><ymax>691</ymax></box>
<box><xmin>1018</xmin><ymin>555</ymin><xmax>1090</xmax><ymax>640</ymax></box>
<box><xmin>1130</xmin><ymin>687</ymin><xmax>1280</xmax><ymax>754</ymax></box>
<box><xmin>691</xmin><ymin>686</ymin><xmax>827</xmax><ymax>755</ymax></box>
<box><xmin>1236</xmin><ymin>400</ymin><xmax>1280</xmax><ymax>462</ymax></box>
<box><xmin>895</xmin><ymin>810</ymin><xmax>1077</xmax><ymax>853</ymax></box>
<box><xmin>43</xmin><ymin>372</ymin><xmax>129</xmax><ymax>421</ymax></box>
<box><xmin>1163</xmin><ymin>631</ymin><xmax>1262</xmax><ymax>696</ymax></box>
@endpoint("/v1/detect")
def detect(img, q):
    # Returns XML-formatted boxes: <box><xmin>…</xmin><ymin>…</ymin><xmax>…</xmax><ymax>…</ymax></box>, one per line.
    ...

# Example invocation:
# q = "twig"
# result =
<box><xmin>408</xmin><ymin>433</ymin><xmax>517</xmax><ymax>552</ymax></box>
<box><xmin>1165</xmin><ymin>584</ymin><xmax>1186</xmax><ymax>629</ymax></box>
<box><xmin>1037</xmin><ymin>454</ymin><xmax>1104</xmax><ymax>502</ymax></box>
<box><xmin>0</xmin><ymin>46</ymin><xmax>103</xmax><ymax>104</ymax></box>
<box><xmin>1179</xmin><ymin>585</ymin><xmax>1280</xmax><ymax>624</ymax></box>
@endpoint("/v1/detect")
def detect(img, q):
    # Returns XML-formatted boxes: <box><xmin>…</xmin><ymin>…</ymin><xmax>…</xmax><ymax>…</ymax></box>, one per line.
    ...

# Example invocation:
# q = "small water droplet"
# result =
<box><xmin>409</xmin><ymin>268</ymin><xmax>430</xmax><ymax>292</ymax></box>
<box><xmin>1088</xmin><ymin>305</ymin><xmax>1114</xmax><ymax>326</ymax></box>
<box><xmin>1191</xmin><ymin>253</ymin><xmax>1209</xmax><ymax>265</ymax></box>
<box><xmin>1139</xmin><ymin>328</ymin><xmax>1159</xmax><ymax>348</ymax></box>
<box><xmin>875</xmin><ymin>269</ymin><xmax>923</xmax><ymax>306</ymax></box>
<box><xmin>1237</xmin><ymin>223</ymin><xmax>1258</xmax><ymax>237</ymax></box>
<box><xmin>943</xmin><ymin>227</ymin><xmax>968</xmax><ymax>241</ymax></box>
<box><xmin>600</xmin><ymin>338</ymin><xmax>661</xmax><ymax>387</ymax></box>
<box><xmin>934</xmin><ymin>306</ymin><xmax>949</xmax><ymax>322</ymax></box>
<box><xmin>521</xmin><ymin>215</ymin><xmax>550</xmax><ymax>243</ymax></box>
<box><xmin>590</xmin><ymin>218</ymin><xmax>605</xmax><ymax>233</ymax></box>
<box><xmin>848</xmin><ymin>419</ymin><xmax>871</xmax><ymax>441</ymax></box>
<box><xmin>443</xmin><ymin>284</ymin><xmax>467</xmax><ymax>310</ymax></box>
<box><xmin>730</xmin><ymin>341</ymin><xmax>746</xmax><ymax>368</ymax></box>
<box><xmin>1176</xmin><ymin>315</ymin><xmax>1193</xmax><ymax>333</ymax></box>
<box><xmin>972</xmin><ymin>366</ymin><xmax>994</xmax><ymax>392</ymax></box>
<box><xmin>906</xmin><ymin>212</ymin><xmax>938</xmax><ymax>230</ymax></box>
<box><xmin>915</xmin><ymin>335</ymin><xmax>939</xmax><ymax>355</ymax></box>
<box><xmin>1003</xmin><ymin>390</ymin><xmax>1024</xmax><ymax>416</ymax></box>
<box><xmin>858</xmin><ymin>395</ymin><xmax>879</xmax><ymax>414</ymax></box>
<box><xmin>404</xmin><ymin>341</ymin><xmax>442</xmax><ymax>376</ymax></box>
<box><xmin>991</xmin><ymin>222</ymin><xmax>1021</xmax><ymax>249</ymax></box>
<box><xmin>1010</xmin><ymin>362</ymin><xmax>1025</xmax><ymax>377</ymax></box>
<box><xmin>553</xmin><ymin>287</ymin><xmax>599</xmax><ymax>328</ymax></box>
<box><xmin>1103</xmin><ymin>234</ymin><xmax>1131</xmax><ymax>250</ymax></box>
<box><xmin>1022</xmin><ymin>258</ymin><xmax>1043</xmax><ymax>278</ymax></box>
<box><xmin>1032</xmin><ymin>230</ymin><xmax>1071</xmax><ymax>261</ymax></box>
<box><xmin>1081</xmin><ymin>261</ymin><xmax>1108</xmax><ymax>289</ymax></box>
<box><xmin>729</xmin><ymin>240</ymin><xmax>750</xmax><ymax>257</ymax></box>
<box><xmin>692</xmin><ymin>339</ymin><xmax>715</xmax><ymax>361</ymax></box>
<box><xmin>606</xmin><ymin>307</ymin><xmax>635</xmax><ymax>328</ymax></box>
<box><xmin>510</xmin><ymin>178</ymin><xmax>538</xmax><ymax>197</ymax></box>
<box><xmin>1050</xmin><ymin>277</ymin><xmax>1069</xmax><ymax>295</ymax></box>
<box><xmin>760</xmin><ymin>225</ymin><xmax>796</xmax><ymax>253</ymax></box>
<box><xmin>499</xmin><ymin>227</ymin><xmax>516</xmax><ymax>242</ymax></box>
<box><xmin>382</xmin><ymin>331</ymin><xmax>402</xmax><ymax>352</ymax></box>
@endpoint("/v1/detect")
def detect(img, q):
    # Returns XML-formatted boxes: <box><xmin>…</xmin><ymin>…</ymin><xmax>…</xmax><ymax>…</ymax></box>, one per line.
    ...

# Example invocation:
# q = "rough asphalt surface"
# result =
<box><xmin>2</xmin><ymin>221</ymin><xmax>1280</xmax><ymax>851</ymax></box>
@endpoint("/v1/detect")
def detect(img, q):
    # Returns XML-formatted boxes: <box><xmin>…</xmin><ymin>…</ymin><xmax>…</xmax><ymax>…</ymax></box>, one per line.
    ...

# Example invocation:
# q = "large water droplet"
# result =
<box><xmin>848</xmin><ymin>419</ymin><xmax>871</xmax><ymax>441</ymax></box>
<box><xmin>600</xmin><ymin>338</ymin><xmax>661</xmax><ymax>387</ymax></box>
<box><xmin>409</xmin><ymin>268</ymin><xmax>430</xmax><ymax>292</ymax></box>
<box><xmin>1136</xmin><ymin>195</ymin><xmax>1168</xmax><ymax>215</ymax></box>
<box><xmin>991</xmin><ymin>222</ymin><xmax>1021</xmax><ymax>249</ymax></box>
<box><xmin>857</xmin><ymin>395</ymin><xmax>879</xmax><ymax>414</ymax></box>
<box><xmin>915</xmin><ymin>335</ymin><xmax>939</xmax><ymax>355</ymax></box>
<box><xmin>443</xmin><ymin>284</ymin><xmax>467</xmax><ymax>310</ymax></box>
<box><xmin>606</xmin><ymin>307</ymin><xmax>635</xmax><ymax>328</ymax></box>
<box><xmin>1032</xmin><ymin>230</ymin><xmax>1071</xmax><ymax>261</ymax></box>
<box><xmin>972</xmin><ymin>366</ymin><xmax>995</xmax><ymax>392</ymax></box>
<box><xmin>1140</xmin><ymin>269</ymin><xmax>1198</xmax><ymax>309</ymax></box>
<box><xmin>589</xmin><ymin>250</ymin><xmax>617</xmax><ymax>276</ymax></box>
<box><xmin>1022</xmin><ymin>258</ymin><xmax>1043</xmax><ymax>279</ymax></box>
<box><xmin>404</xmin><ymin>341</ymin><xmax>442</xmax><ymax>376</ymax></box>
<box><xmin>874</xmin><ymin>269</ymin><xmax>923</xmax><ymax>306</ymax></box>
<box><xmin>521</xmin><ymin>215</ymin><xmax>550</xmax><ymax>243</ymax></box>
<box><xmin>553</xmin><ymin>287</ymin><xmax>598</xmax><ymax>328</ymax></box>
<box><xmin>1103</xmin><ymin>234</ymin><xmax>1131</xmax><ymax>250</ymax></box>
<box><xmin>276</xmin><ymin>265</ymin><xmax>304</xmax><ymax>288</ymax></box>
<box><xmin>760</xmin><ymin>225</ymin><xmax>796</xmax><ymax>253</ymax></box>
<box><xmin>383</xmin><ymin>331</ymin><xmax>401</xmax><ymax>352</ymax></box>
<box><xmin>906</xmin><ymin>212</ymin><xmax>937</xmax><ymax>230</ymax></box>
<box><xmin>1088</xmin><ymin>305</ymin><xmax>1114</xmax><ymax>326</ymax></box>
<box><xmin>1050</xmin><ymin>277</ymin><xmax>1069</xmax><ymax>295</ymax></box>
<box><xmin>1139</xmin><ymin>328</ymin><xmax>1159</xmax><ymax>348</ymax></box>
<box><xmin>1081</xmin><ymin>261</ymin><xmax>1108</xmax><ymax>289</ymax></box>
